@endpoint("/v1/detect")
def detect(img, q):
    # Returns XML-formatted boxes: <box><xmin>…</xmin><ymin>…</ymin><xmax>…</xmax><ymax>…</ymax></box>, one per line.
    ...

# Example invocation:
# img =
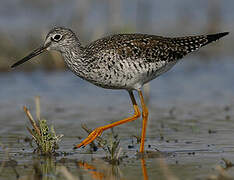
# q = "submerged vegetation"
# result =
<box><xmin>24</xmin><ymin>96</ymin><xmax>63</xmax><ymax>155</ymax></box>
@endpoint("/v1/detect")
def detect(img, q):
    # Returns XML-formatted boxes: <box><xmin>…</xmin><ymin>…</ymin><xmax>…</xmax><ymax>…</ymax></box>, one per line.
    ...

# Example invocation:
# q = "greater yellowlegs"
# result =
<box><xmin>11</xmin><ymin>27</ymin><xmax>228</xmax><ymax>152</ymax></box>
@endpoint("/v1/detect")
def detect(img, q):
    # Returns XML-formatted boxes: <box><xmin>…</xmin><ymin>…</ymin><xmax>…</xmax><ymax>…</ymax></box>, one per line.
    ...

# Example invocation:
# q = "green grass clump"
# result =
<box><xmin>24</xmin><ymin>97</ymin><xmax>63</xmax><ymax>155</ymax></box>
<box><xmin>104</xmin><ymin>131</ymin><xmax>122</xmax><ymax>164</ymax></box>
<box><xmin>81</xmin><ymin>124</ymin><xmax>122</xmax><ymax>164</ymax></box>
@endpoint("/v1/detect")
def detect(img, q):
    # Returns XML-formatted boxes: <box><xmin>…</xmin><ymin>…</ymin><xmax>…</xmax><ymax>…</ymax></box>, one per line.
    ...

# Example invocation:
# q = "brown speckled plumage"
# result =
<box><xmin>50</xmin><ymin>28</ymin><xmax>227</xmax><ymax>90</ymax></box>
<box><xmin>12</xmin><ymin>27</ymin><xmax>229</xmax><ymax>90</ymax></box>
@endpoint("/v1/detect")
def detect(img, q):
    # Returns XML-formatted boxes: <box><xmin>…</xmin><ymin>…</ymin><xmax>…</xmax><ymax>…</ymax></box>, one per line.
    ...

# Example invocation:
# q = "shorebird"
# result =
<box><xmin>11</xmin><ymin>27</ymin><xmax>228</xmax><ymax>153</ymax></box>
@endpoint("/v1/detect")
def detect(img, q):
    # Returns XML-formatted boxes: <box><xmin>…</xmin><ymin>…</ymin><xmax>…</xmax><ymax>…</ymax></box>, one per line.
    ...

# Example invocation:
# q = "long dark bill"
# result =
<box><xmin>11</xmin><ymin>45</ymin><xmax>48</xmax><ymax>68</ymax></box>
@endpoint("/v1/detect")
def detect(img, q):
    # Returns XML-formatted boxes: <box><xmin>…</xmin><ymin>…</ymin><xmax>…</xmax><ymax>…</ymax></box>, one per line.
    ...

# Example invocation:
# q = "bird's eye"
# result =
<box><xmin>52</xmin><ymin>34</ymin><xmax>62</xmax><ymax>41</ymax></box>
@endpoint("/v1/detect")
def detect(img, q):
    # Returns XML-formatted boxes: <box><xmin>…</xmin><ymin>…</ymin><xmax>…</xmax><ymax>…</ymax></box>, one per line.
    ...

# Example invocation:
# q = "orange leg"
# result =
<box><xmin>75</xmin><ymin>91</ymin><xmax>141</xmax><ymax>148</ymax></box>
<box><xmin>138</xmin><ymin>90</ymin><xmax>149</xmax><ymax>153</ymax></box>
<box><xmin>141</xmin><ymin>158</ymin><xmax>149</xmax><ymax>180</ymax></box>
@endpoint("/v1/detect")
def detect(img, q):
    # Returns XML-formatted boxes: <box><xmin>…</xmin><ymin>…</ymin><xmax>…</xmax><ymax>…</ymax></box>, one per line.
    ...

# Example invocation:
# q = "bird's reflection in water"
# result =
<box><xmin>77</xmin><ymin>158</ymin><xmax>149</xmax><ymax>180</ymax></box>
<box><xmin>78</xmin><ymin>161</ymin><xmax>104</xmax><ymax>180</ymax></box>
<box><xmin>141</xmin><ymin>158</ymin><xmax>149</xmax><ymax>180</ymax></box>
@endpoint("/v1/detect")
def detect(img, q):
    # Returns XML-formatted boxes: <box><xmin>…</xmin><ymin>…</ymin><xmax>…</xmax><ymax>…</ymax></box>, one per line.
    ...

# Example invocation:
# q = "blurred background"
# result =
<box><xmin>0</xmin><ymin>0</ymin><xmax>234</xmax><ymax>127</ymax></box>
<box><xmin>0</xmin><ymin>0</ymin><xmax>233</xmax><ymax>71</ymax></box>
<box><xmin>1</xmin><ymin>1</ymin><xmax>234</xmax><ymax>179</ymax></box>
<box><xmin>1</xmin><ymin>0</ymin><xmax>234</xmax><ymax>136</ymax></box>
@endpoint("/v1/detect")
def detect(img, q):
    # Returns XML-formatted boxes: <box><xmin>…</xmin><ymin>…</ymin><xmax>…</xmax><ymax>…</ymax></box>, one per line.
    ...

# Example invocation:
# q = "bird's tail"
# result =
<box><xmin>171</xmin><ymin>32</ymin><xmax>229</xmax><ymax>54</ymax></box>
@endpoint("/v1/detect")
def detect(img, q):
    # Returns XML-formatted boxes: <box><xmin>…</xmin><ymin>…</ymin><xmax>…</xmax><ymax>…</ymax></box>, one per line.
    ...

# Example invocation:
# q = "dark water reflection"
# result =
<box><xmin>1</xmin><ymin>56</ymin><xmax>234</xmax><ymax>179</ymax></box>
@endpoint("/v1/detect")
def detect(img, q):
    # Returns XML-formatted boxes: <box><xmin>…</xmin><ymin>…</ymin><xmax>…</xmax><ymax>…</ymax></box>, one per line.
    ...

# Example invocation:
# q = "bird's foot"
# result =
<box><xmin>75</xmin><ymin>127</ymin><xmax>104</xmax><ymax>149</ymax></box>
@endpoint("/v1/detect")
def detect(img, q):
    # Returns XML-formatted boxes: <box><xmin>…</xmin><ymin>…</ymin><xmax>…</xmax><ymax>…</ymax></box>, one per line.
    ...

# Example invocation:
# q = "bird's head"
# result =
<box><xmin>11</xmin><ymin>27</ymin><xmax>78</xmax><ymax>68</ymax></box>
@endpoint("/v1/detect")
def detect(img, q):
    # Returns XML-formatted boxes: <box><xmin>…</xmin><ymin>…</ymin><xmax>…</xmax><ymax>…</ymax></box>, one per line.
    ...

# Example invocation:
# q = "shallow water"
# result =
<box><xmin>1</xmin><ymin>56</ymin><xmax>234</xmax><ymax>179</ymax></box>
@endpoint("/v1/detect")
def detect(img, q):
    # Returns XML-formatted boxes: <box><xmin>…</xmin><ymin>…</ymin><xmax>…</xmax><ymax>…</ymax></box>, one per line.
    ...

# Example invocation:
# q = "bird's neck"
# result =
<box><xmin>61</xmin><ymin>42</ymin><xmax>88</xmax><ymax>77</ymax></box>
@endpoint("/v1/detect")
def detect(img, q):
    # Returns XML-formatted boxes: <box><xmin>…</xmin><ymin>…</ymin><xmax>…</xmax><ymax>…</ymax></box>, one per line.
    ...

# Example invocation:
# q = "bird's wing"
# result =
<box><xmin>85</xmin><ymin>33</ymin><xmax>186</xmax><ymax>63</ymax></box>
<box><xmin>85</xmin><ymin>32</ymin><xmax>228</xmax><ymax>64</ymax></box>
